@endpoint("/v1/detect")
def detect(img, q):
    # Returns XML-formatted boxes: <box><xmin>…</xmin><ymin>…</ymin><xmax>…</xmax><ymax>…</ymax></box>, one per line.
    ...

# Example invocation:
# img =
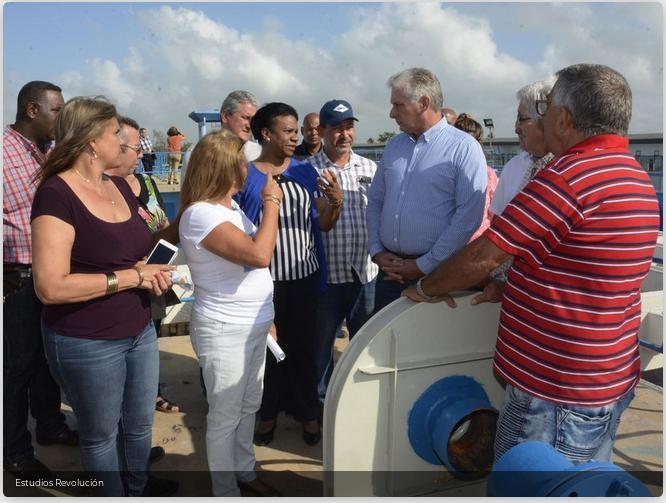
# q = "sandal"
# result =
<box><xmin>155</xmin><ymin>395</ymin><xmax>180</xmax><ymax>413</ymax></box>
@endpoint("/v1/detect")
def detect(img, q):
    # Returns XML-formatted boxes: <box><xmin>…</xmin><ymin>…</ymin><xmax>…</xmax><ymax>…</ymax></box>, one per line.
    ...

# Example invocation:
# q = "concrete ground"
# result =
<box><xmin>6</xmin><ymin>332</ymin><xmax>663</xmax><ymax>497</ymax></box>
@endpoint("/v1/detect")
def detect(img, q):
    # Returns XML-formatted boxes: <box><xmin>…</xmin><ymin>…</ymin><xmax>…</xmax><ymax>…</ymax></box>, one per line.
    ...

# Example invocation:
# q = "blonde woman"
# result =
<box><xmin>31</xmin><ymin>96</ymin><xmax>174</xmax><ymax>496</ymax></box>
<box><xmin>178</xmin><ymin>130</ymin><xmax>282</xmax><ymax>497</ymax></box>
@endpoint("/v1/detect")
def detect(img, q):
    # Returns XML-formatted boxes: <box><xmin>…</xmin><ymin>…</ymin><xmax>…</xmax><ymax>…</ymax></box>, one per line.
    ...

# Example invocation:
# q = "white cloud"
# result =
<box><xmin>4</xmin><ymin>3</ymin><xmax>661</xmax><ymax>143</ymax></box>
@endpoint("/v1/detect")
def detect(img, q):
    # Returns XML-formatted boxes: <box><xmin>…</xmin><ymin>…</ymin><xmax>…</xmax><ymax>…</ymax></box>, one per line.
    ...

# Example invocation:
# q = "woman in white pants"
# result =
<box><xmin>178</xmin><ymin>130</ymin><xmax>282</xmax><ymax>496</ymax></box>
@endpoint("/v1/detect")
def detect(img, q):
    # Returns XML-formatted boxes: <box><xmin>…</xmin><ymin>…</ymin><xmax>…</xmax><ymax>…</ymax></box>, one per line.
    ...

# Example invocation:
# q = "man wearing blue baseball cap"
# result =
<box><xmin>309</xmin><ymin>99</ymin><xmax>378</xmax><ymax>408</ymax></box>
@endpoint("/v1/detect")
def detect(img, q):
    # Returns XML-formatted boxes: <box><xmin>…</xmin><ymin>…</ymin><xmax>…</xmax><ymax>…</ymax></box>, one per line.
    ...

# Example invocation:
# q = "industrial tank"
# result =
<box><xmin>323</xmin><ymin>278</ymin><xmax>663</xmax><ymax>497</ymax></box>
<box><xmin>323</xmin><ymin>292</ymin><xmax>504</xmax><ymax>496</ymax></box>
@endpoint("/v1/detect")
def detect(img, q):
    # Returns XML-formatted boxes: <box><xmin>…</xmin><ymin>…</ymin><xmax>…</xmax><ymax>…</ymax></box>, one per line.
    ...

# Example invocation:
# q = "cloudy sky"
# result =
<box><xmin>3</xmin><ymin>2</ymin><xmax>663</xmax><ymax>143</ymax></box>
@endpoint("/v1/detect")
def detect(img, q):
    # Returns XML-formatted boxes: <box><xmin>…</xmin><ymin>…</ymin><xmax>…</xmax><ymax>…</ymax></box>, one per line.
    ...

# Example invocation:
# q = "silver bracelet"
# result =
<box><xmin>415</xmin><ymin>277</ymin><xmax>437</xmax><ymax>301</ymax></box>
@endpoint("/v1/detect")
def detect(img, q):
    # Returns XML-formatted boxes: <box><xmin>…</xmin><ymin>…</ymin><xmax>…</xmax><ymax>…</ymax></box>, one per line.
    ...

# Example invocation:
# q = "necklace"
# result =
<box><xmin>73</xmin><ymin>167</ymin><xmax>91</xmax><ymax>183</ymax></box>
<box><xmin>73</xmin><ymin>168</ymin><xmax>116</xmax><ymax>205</ymax></box>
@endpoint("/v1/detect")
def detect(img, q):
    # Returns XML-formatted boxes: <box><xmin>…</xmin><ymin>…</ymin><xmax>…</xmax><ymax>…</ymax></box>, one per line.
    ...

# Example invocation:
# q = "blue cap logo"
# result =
<box><xmin>319</xmin><ymin>99</ymin><xmax>358</xmax><ymax>126</ymax></box>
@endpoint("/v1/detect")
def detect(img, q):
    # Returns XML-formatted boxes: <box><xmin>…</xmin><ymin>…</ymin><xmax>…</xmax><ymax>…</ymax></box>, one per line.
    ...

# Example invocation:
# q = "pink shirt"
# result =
<box><xmin>3</xmin><ymin>126</ymin><xmax>50</xmax><ymax>264</ymax></box>
<box><xmin>469</xmin><ymin>165</ymin><xmax>498</xmax><ymax>242</ymax></box>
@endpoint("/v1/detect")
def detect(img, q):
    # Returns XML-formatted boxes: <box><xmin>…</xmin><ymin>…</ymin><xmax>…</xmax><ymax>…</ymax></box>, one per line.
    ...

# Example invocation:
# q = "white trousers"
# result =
<box><xmin>190</xmin><ymin>310</ymin><xmax>272</xmax><ymax>497</ymax></box>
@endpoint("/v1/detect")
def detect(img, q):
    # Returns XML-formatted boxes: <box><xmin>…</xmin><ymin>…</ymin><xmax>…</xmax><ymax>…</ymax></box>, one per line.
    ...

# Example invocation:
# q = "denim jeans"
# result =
<box><xmin>314</xmin><ymin>275</ymin><xmax>376</xmax><ymax>402</ymax></box>
<box><xmin>190</xmin><ymin>311</ymin><xmax>272</xmax><ymax>496</ymax></box>
<box><xmin>372</xmin><ymin>270</ymin><xmax>417</xmax><ymax>315</ymax></box>
<box><xmin>42</xmin><ymin>321</ymin><xmax>158</xmax><ymax>496</ymax></box>
<box><xmin>494</xmin><ymin>384</ymin><xmax>636</xmax><ymax>464</ymax></box>
<box><xmin>3</xmin><ymin>277</ymin><xmax>66</xmax><ymax>464</ymax></box>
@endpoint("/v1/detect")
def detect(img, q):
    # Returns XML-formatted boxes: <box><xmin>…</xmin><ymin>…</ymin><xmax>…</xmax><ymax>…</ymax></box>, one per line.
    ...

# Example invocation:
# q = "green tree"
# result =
<box><xmin>367</xmin><ymin>137</ymin><xmax>375</xmax><ymax>144</ymax></box>
<box><xmin>151</xmin><ymin>129</ymin><xmax>167</xmax><ymax>151</ymax></box>
<box><xmin>377</xmin><ymin>131</ymin><xmax>397</xmax><ymax>143</ymax></box>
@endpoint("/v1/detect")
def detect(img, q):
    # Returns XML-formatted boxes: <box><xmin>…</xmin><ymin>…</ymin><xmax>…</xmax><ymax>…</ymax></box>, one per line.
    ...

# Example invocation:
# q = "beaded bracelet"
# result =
<box><xmin>415</xmin><ymin>277</ymin><xmax>436</xmax><ymax>301</ymax></box>
<box><xmin>105</xmin><ymin>272</ymin><xmax>119</xmax><ymax>295</ymax></box>
<box><xmin>328</xmin><ymin>198</ymin><xmax>343</xmax><ymax>208</ymax></box>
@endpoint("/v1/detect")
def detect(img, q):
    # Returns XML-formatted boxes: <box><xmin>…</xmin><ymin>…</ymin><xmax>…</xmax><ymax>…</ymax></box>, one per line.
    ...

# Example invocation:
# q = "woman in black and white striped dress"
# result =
<box><xmin>235</xmin><ymin>103</ymin><xmax>342</xmax><ymax>446</ymax></box>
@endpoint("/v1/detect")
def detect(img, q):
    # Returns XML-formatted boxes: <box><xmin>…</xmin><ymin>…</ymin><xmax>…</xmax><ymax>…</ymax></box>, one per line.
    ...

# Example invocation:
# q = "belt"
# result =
<box><xmin>4</xmin><ymin>263</ymin><xmax>32</xmax><ymax>278</ymax></box>
<box><xmin>385</xmin><ymin>250</ymin><xmax>419</xmax><ymax>260</ymax></box>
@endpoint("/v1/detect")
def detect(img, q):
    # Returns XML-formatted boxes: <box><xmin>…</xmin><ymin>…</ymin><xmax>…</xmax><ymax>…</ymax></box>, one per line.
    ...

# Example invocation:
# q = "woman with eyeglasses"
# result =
<box><xmin>31</xmin><ymin>96</ymin><xmax>175</xmax><ymax>496</ymax></box>
<box><xmin>106</xmin><ymin>116</ymin><xmax>180</xmax><ymax>415</ymax></box>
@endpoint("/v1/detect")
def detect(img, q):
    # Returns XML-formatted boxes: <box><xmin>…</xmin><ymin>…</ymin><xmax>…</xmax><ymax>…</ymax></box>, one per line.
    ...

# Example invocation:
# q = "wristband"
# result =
<box><xmin>133</xmin><ymin>265</ymin><xmax>144</xmax><ymax>287</ymax></box>
<box><xmin>105</xmin><ymin>272</ymin><xmax>119</xmax><ymax>295</ymax></box>
<box><xmin>415</xmin><ymin>277</ymin><xmax>437</xmax><ymax>301</ymax></box>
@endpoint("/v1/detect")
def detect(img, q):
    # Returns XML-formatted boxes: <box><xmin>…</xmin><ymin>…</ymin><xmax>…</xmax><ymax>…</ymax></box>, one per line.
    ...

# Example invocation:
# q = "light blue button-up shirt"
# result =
<box><xmin>366</xmin><ymin>118</ymin><xmax>488</xmax><ymax>274</ymax></box>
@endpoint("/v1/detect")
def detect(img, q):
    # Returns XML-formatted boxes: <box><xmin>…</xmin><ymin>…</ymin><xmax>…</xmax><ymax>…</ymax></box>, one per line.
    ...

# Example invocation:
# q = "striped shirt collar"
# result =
<box><xmin>563</xmin><ymin>134</ymin><xmax>629</xmax><ymax>155</ymax></box>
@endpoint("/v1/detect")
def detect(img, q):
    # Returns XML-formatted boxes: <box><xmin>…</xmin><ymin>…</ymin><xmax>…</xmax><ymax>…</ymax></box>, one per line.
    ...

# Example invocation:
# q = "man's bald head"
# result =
<box><xmin>301</xmin><ymin>112</ymin><xmax>321</xmax><ymax>147</ymax></box>
<box><xmin>442</xmin><ymin>107</ymin><xmax>457</xmax><ymax>125</ymax></box>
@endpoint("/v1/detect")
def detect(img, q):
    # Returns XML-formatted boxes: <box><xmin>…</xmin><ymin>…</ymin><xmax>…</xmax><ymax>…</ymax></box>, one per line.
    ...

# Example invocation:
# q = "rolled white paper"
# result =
<box><xmin>266</xmin><ymin>334</ymin><xmax>285</xmax><ymax>362</ymax></box>
<box><xmin>171</xmin><ymin>270</ymin><xmax>193</xmax><ymax>289</ymax></box>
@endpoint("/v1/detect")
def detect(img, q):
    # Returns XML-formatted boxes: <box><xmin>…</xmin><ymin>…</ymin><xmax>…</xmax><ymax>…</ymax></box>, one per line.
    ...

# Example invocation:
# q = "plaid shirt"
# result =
<box><xmin>139</xmin><ymin>135</ymin><xmax>153</xmax><ymax>153</ymax></box>
<box><xmin>3</xmin><ymin>125</ymin><xmax>50</xmax><ymax>264</ymax></box>
<box><xmin>309</xmin><ymin>149</ymin><xmax>379</xmax><ymax>284</ymax></box>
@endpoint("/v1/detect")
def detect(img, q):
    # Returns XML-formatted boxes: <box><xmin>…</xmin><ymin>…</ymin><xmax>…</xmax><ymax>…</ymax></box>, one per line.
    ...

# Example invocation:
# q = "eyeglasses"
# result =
<box><xmin>535</xmin><ymin>99</ymin><xmax>549</xmax><ymax>117</ymax></box>
<box><xmin>121</xmin><ymin>144</ymin><xmax>142</xmax><ymax>154</ymax></box>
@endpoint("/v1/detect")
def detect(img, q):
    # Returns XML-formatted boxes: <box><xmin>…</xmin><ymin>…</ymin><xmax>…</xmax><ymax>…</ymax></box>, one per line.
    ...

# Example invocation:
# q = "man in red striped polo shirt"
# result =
<box><xmin>402</xmin><ymin>64</ymin><xmax>660</xmax><ymax>464</ymax></box>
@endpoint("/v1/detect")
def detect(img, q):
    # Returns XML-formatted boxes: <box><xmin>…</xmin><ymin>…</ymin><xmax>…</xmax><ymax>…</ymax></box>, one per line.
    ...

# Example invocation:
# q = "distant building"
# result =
<box><xmin>354</xmin><ymin>133</ymin><xmax>663</xmax><ymax>191</ymax></box>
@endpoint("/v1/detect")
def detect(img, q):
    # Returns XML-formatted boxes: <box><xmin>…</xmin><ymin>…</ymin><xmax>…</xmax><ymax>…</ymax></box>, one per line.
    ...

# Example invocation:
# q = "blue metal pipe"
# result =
<box><xmin>487</xmin><ymin>441</ymin><xmax>651</xmax><ymax>497</ymax></box>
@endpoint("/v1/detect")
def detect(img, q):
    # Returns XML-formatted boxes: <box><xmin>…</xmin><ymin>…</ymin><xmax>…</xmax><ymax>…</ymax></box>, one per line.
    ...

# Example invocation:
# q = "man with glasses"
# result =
<box><xmin>4</xmin><ymin>80</ymin><xmax>78</xmax><ymax>477</ymax></box>
<box><xmin>402</xmin><ymin>64</ymin><xmax>660</xmax><ymax>466</ymax></box>
<box><xmin>470</xmin><ymin>78</ymin><xmax>557</xmax><ymax>304</ymax></box>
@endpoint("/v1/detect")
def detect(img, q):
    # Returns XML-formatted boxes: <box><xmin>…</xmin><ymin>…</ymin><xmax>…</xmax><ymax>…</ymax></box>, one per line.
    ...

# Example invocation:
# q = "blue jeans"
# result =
<box><xmin>42</xmin><ymin>321</ymin><xmax>158</xmax><ymax>496</ymax></box>
<box><xmin>314</xmin><ymin>276</ymin><xmax>376</xmax><ymax>402</ymax></box>
<box><xmin>372</xmin><ymin>270</ymin><xmax>417</xmax><ymax>316</ymax></box>
<box><xmin>494</xmin><ymin>384</ymin><xmax>635</xmax><ymax>464</ymax></box>
<box><xmin>3</xmin><ymin>277</ymin><xmax>66</xmax><ymax>463</ymax></box>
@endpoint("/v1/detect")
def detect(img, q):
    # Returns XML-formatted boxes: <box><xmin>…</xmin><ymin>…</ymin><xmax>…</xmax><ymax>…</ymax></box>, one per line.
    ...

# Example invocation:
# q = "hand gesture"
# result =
<box><xmin>268</xmin><ymin>323</ymin><xmax>278</xmax><ymax>342</ymax></box>
<box><xmin>318</xmin><ymin>169</ymin><xmax>342</xmax><ymax>203</ymax></box>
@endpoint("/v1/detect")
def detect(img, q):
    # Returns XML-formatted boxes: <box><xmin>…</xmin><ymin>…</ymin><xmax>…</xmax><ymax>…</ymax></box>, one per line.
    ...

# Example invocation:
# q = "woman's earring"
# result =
<box><xmin>92</xmin><ymin>150</ymin><xmax>98</xmax><ymax>159</ymax></box>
